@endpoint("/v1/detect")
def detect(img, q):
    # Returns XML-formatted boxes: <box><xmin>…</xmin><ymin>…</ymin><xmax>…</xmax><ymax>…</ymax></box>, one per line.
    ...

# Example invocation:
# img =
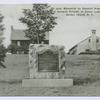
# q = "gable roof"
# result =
<box><xmin>11</xmin><ymin>29</ymin><xmax>29</xmax><ymax>40</ymax></box>
<box><xmin>11</xmin><ymin>26</ymin><xmax>49</xmax><ymax>41</ymax></box>
<box><xmin>68</xmin><ymin>36</ymin><xmax>100</xmax><ymax>52</ymax></box>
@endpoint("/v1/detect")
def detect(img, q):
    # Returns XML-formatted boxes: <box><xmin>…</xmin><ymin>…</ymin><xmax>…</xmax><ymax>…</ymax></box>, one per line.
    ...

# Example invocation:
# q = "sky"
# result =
<box><xmin>0</xmin><ymin>4</ymin><xmax>100</xmax><ymax>52</ymax></box>
<box><xmin>0</xmin><ymin>4</ymin><xmax>32</xmax><ymax>47</ymax></box>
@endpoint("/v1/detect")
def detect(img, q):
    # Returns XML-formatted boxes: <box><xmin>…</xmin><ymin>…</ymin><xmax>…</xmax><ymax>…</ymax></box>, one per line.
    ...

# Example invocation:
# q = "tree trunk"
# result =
<box><xmin>37</xmin><ymin>32</ymin><xmax>40</xmax><ymax>44</ymax></box>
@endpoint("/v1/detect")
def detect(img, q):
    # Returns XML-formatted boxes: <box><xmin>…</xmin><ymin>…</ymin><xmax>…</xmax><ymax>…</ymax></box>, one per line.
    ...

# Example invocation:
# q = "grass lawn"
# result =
<box><xmin>0</xmin><ymin>54</ymin><xmax>100</xmax><ymax>96</ymax></box>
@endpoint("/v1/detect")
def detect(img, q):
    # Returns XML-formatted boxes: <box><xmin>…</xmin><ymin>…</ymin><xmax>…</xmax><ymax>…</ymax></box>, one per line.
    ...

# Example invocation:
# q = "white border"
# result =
<box><xmin>1</xmin><ymin>97</ymin><xmax>100</xmax><ymax>100</ymax></box>
<box><xmin>0</xmin><ymin>0</ymin><xmax>100</xmax><ymax>100</ymax></box>
<box><xmin>0</xmin><ymin>0</ymin><xmax>100</xmax><ymax>4</ymax></box>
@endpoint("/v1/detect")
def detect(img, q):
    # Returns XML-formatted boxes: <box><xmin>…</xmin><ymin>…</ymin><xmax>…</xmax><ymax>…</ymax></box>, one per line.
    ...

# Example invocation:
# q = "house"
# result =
<box><xmin>10</xmin><ymin>26</ymin><xmax>49</xmax><ymax>54</ymax></box>
<box><xmin>68</xmin><ymin>30</ymin><xmax>100</xmax><ymax>55</ymax></box>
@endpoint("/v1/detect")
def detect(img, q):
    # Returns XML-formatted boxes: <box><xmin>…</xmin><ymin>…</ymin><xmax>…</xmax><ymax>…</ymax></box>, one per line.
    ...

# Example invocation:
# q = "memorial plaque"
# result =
<box><xmin>23</xmin><ymin>44</ymin><xmax>73</xmax><ymax>87</ymax></box>
<box><xmin>38</xmin><ymin>51</ymin><xmax>59</xmax><ymax>72</ymax></box>
<box><xmin>29</xmin><ymin>44</ymin><xmax>66</xmax><ymax>79</ymax></box>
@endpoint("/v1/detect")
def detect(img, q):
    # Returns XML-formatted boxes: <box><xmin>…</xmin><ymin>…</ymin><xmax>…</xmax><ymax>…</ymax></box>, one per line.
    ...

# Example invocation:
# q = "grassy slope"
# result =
<box><xmin>0</xmin><ymin>54</ymin><xmax>29</xmax><ymax>81</ymax></box>
<box><xmin>0</xmin><ymin>54</ymin><xmax>100</xmax><ymax>96</ymax></box>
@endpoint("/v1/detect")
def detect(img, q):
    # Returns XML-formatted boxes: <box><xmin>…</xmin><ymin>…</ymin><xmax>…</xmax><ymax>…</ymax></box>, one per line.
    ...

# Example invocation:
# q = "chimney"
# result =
<box><xmin>91</xmin><ymin>29</ymin><xmax>96</xmax><ymax>35</ymax></box>
<box><xmin>90</xmin><ymin>29</ymin><xmax>96</xmax><ymax>51</ymax></box>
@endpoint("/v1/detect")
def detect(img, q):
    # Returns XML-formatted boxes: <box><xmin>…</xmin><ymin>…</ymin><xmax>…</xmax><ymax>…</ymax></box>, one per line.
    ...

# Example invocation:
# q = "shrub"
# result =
<box><xmin>0</xmin><ymin>45</ymin><xmax>7</xmax><ymax>62</ymax></box>
<box><xmin>8</xmin><ymin>44</ymin><xmax>29</xmax><ymax>54</ymax></box>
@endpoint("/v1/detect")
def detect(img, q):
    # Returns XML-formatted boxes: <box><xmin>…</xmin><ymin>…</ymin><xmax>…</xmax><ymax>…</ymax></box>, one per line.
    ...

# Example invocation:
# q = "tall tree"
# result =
<box><xmin>19</xmin><ymin>4</ymin><xmax>57</xmax><ymax>44</ymax></box>
<box><xmin>0</xmin><ymin>13</ymin><xmax>6</xmax><ymax>68</ymax></box>
<box><xmin>0</xmin><ymin>13</ymin><xmax>4</xmax><ymax>44</ymax></box>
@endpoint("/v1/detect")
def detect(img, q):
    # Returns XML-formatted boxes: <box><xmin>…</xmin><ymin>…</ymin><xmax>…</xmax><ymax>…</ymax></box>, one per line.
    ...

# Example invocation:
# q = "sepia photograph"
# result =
<box><xmin>0</xmin><ymin>3</ymin><xmax>100</xmax><ymax>96</ymax></box>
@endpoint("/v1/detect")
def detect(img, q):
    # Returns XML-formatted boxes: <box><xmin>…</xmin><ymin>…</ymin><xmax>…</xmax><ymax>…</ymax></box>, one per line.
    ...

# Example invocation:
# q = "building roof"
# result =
<box><xmin>11</xmin><ymin>26</ymin><xmax>49</xmax><ymax>41</ymax></box>
<box><xmin>68</xmin><ymin>36</ymin><xmax>100</xmax><ymax>53</ymax></box>
<box><xmin>11</xmin><ymin>29</ymin><xmax>29</xmax><ymax>40</ymax></box>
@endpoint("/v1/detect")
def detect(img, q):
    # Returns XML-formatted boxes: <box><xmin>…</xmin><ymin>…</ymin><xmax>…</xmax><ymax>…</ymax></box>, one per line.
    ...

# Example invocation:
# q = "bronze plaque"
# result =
<box><xmin>38</xmin><ymin>50</ymin><xmax>59</xmax><ymax>72</ymax></box>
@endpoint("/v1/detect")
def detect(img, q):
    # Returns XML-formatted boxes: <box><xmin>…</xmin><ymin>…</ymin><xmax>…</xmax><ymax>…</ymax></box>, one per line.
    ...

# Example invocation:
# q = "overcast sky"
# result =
<box><xmin>0</xmin><ymin>4</ymin><xmax>100</xmax><ymax>51</ymax></box>
<box><xmin>0</xmin><ymin>4</ymin><xmax>32</xmax><ymax>47</ymax></box>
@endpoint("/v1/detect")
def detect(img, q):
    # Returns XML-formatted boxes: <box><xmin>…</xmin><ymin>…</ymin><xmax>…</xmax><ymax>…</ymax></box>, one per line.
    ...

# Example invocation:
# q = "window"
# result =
<box><xmin>88</xmin><ymin>39</ymin><xmax>91</xmax><ymax>42</ymax></box>
<box><xmin>85</xmin><ymin>49</ymin><xmax>90</xmax><ymax>52</ymax></box>
<box><xmin>96</xmin><ymin>39</ymin><xmax>99</xmax><ymax>43</ymax></box>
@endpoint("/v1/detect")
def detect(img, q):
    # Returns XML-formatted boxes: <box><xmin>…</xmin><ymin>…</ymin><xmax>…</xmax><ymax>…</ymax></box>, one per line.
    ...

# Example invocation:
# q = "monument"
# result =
<box><xmin>22</xmin><ymin>44</ymin><xmax>73</xmax><ymax>87</ymax></box>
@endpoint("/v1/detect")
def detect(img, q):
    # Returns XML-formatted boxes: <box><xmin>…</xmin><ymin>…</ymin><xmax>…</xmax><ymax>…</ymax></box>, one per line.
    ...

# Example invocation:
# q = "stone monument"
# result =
<box><xmin>22</xmin><ymin>44</ymin><xmax>73</xmax><ymax>87</ymax></box>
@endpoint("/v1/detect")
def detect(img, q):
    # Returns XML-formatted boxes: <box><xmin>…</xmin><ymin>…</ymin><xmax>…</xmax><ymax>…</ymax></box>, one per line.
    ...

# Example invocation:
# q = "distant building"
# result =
<box><xmin>68</xmin><ymin>30</ymin><xmax>100</xmax><ymax>55</ymax></box>
<box><xmin>10</xmin><ymin>26</ymin><xmax>49</xmax><ymax>54</ymax></box>
<box><xmin>10</xmin><ymin>26</ymin><xmax>30</xmax><ymax>48</ymax></box>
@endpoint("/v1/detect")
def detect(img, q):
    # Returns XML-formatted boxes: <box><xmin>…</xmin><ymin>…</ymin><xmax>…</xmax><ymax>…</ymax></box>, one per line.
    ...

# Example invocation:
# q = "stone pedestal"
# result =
<box><xmin>22</xmin><ymin>44</ymin><xmax>73</xmax><ymax>87</ymax></box>
<box><xmin>22</xmin><ymin>79</ymin><xmax>73</xmax><ymax>87</ymax></box>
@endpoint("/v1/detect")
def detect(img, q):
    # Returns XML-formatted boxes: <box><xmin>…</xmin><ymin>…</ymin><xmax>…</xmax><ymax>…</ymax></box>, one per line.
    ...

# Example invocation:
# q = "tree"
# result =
<box><xmin>0</xmin><ymin>13</ymin><xmax>6</xmax><ymax>68</ymax></box>
<box><xmin>0</xmin><ymin>13</ymin><xmax>4</xmax><ymax>44</ymax></box>
<box><xmin>8</xmin><ymin>44</ymin><xmax>19</xmax><ymax>54</ymax></box>
<box><xmin>19</xmin><ymin>4</ymin><xmax>57</xmax><ymax>44</ymax></box>
<box><xmin>8</xmin><ymin>44</ymin><xmax>29</xmax><ymax>54</ymax></box>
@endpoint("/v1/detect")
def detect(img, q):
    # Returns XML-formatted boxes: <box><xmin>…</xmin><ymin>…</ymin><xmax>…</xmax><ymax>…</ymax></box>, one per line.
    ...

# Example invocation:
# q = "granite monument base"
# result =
<box><xmin>22</xmin><ymin>79</ymin><xmax>73</xmax><ymax>87</ymax></box>
<box><xmin>22</xmin><ymin>44</ymin><xmax>73</xmax><ymax>88</ymax></box>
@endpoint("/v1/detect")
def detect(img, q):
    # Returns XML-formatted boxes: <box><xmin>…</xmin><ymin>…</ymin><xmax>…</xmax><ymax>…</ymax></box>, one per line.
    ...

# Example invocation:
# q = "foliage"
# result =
<box><xmin>8</xmin><ymin>44</ymin><xmax>29</xmax><ymax>54</ymax></box>
<box><xmin>0</xmin><ymin>45</ymin><xmax>7</xmax><ymax>62</ymax></box>
<box><xmin>0</xmin><ymin>14</ymin><xmax>4</xmax><ymax>31</ymax></box>
<box><xmin>79</xmin><ymin>50</ymin><xmax>100</xmax><ymax>55</ymax></box>
<box><xmin>8</xmin><ymin>44</ymin><xmax>19</xmax><ymax>54</ymax></box>
<box><xmin>0</xmin><ymin>13</ymin><xmax>6</xmax><ymax>66</ymax></box>
<box><xmin>19</xmin><ymin>4</ymin><xmax>57</xmax><ymax>44</ymax></box>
